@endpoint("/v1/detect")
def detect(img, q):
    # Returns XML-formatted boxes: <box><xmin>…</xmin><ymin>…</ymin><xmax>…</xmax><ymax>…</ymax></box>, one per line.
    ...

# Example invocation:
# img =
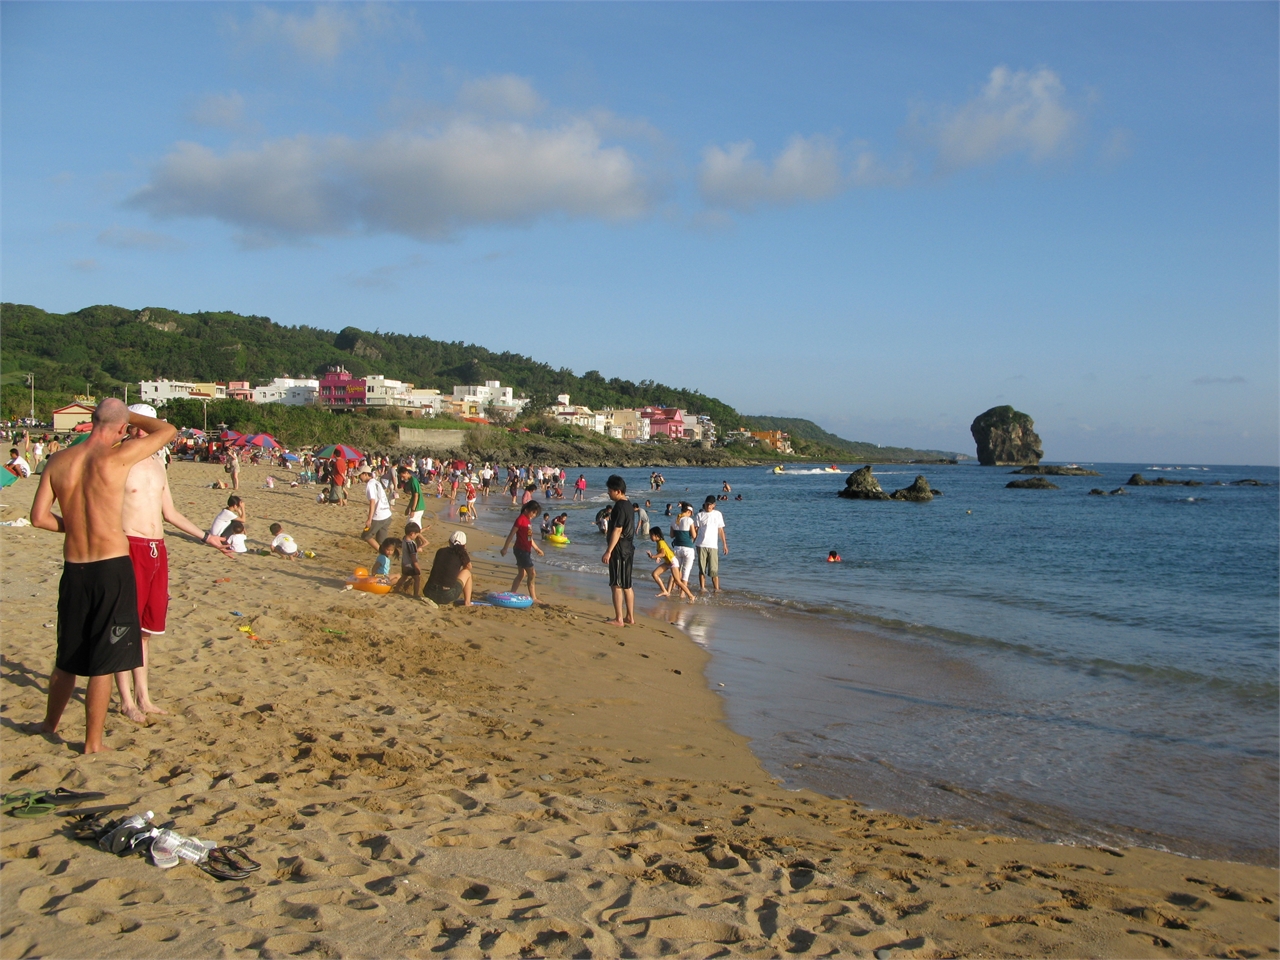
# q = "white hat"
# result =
<box><xmin>127</xmin><ymin>403</ymin><xmax>158</xmax><ymax>418</ymax></box>
<box><xmin>449</xmin><ymin>531</ymin><xmax>467</xmax><ymax>546</ymax></box>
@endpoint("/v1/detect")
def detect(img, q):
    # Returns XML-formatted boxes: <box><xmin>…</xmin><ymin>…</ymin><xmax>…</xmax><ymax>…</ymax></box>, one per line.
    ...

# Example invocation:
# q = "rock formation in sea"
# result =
<box><xmin>1126</xmin><ymin>473</ymin><xmax>1203</xmax><ymax>487</ymax></box>
<box><xmin>1089</xmin><ymin>487</ymin><xmax>1129</xmax><ymax>496</ymax></box>
<box><xmin>1006</xmin><ymin>477</ymin><xmax>1059</xmax><ymax>490</ymax></box>
<box><xmin>970</xmin><ymin>406</ymin><xmax>1044</xmax><ymax>466</ymax></box>
<box><xmin>1011</xmin><ymin>465</ymin><xmax>1101</xmax><ymax>477</ymax></box>
<box><xmin>837</xmin><ymin>465</ymin><xmax>889</xmax><ymax>500</ymax></box>
<box><xmin>890</xmin><ymin>475</ymin><xmax>937</xmax><ymax>501</ymax></box>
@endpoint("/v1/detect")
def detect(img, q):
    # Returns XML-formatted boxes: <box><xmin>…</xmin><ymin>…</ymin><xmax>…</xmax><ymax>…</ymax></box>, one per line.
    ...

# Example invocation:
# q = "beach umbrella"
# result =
<box><xmin>235</xmin><ymin>433</ymin><xmax>281</xmax><ymax>450</ymax></box>
<box><xmin>0</xmin><ymin>469</ymin><xmax>18</xmax><ymax>488</ymax></box>
<box><xmin>282</xmin><ymin>452</ymin><xmax>300</xmax><ymax>462</ymax></box>
<box><xmin>219</xmin><ymin>429</ymin><xmax>242</xmax><ymax>442</ymax></box>
<box><xmin>315</xmin><ymin>443</ymin><xmax>363</xmax><ymax>460</ymax></box>
<box><xmin>180</xmin><ymin>427</ymin><xmax>205</xmax><ymax>437</ymax></box>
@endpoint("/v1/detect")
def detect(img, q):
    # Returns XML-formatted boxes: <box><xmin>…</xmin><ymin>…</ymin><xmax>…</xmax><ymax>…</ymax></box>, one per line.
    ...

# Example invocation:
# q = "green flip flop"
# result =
<box><xmin>1</xmin><ymin>789</ymin><xmax>45</xmax><ymax>810</ymax></box>
<box><xmin>10</xmin><ymin>800</ymin><xmax>56</xmax><ymax>818</ymax></box>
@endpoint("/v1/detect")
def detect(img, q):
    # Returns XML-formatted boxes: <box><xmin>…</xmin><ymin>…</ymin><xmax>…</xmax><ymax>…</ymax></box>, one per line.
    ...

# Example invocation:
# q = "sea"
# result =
<box><xmin>467</xmin><ymin>461</ymin><xmax>1279</xmax><ymax>866</ymax></box>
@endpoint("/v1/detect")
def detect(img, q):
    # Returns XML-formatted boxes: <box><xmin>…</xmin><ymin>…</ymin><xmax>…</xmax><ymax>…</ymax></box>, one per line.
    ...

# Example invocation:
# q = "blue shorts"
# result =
<box><xmin>514</xmin><ymin>548</ymin><xmax>534</xmax><ymax>570</ymax></box>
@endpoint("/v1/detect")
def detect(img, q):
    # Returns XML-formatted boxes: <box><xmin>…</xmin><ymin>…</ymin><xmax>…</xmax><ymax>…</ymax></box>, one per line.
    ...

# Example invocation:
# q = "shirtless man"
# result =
<box><xmin>29</xmin><ymin>399</ymin><xmax>177</xmax><ymax>753</ymax></box>
<box><xmin>115</xmin><ymin>403</ymin><xmax>233</xmax><ymax>723</ymax></box>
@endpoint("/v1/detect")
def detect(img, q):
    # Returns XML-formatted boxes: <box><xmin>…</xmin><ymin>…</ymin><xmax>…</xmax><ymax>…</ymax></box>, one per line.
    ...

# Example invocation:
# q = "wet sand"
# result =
<box><xmin>0</xmin><ymin>461</ymin><xmax>1275</xmax><ymax>958</ymax></box>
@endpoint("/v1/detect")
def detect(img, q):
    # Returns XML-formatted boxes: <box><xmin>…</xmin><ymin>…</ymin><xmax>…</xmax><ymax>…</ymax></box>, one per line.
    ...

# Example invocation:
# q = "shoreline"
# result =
<box><xmin>1</xmin><ymin>461</ymin><xmax>1276</xmax><ymax>958</ymax></box>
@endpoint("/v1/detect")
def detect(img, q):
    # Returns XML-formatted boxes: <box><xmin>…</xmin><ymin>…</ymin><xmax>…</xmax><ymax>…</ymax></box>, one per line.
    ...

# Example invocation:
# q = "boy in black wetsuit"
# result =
<box><xmin>601</xmin><ymin>475</ymin><xmax>635</xmax><ymax>626</ymax></box>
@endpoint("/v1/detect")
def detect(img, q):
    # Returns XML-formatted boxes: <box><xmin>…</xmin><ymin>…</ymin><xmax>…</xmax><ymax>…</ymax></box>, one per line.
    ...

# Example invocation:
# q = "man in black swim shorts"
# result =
<box><xmin>601</xmin><ymin>474</ymin><xmax>636</xmax><ymax>626</ymax></box>
<box><xmin>57</xmin><ymin>558</ymin><xmax>143</xmax><ymax>678</ymax></box>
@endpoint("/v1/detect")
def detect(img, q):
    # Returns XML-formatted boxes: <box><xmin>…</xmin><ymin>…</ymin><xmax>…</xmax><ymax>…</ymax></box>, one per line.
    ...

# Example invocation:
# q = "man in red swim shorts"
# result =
<box><xmin>115</xmin><ymin>404</ymin><xmax>233</xmax><ymax>722</ymax></box>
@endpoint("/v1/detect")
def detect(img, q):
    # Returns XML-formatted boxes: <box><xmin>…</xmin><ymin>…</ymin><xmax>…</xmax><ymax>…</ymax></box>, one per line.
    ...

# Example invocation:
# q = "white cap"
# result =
<box><xmin>449</xmin><ymin>531</ymin><xmax>467</xmax><ymax>546</ymax></box>
<box><xmin>127</xmin><ymin>403</ymin><xmax>158</xmax><ymax>418</ymax></box>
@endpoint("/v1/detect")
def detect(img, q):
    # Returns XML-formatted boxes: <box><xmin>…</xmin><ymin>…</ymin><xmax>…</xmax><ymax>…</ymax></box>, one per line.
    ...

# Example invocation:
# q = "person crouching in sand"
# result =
<box><xmin>29</xmin><ymin>398</ymin><xmax>177</xmax><ymax>753</ymax></box>
<box><xmin>423</xmin><ymin>531</ymin><xmax>473</xmax><ymax>606</ymax></box>
<box><xmin>269</xmin><ymin>523</ymin><xmax>300</xmax><ymax>559</ymax></box>
<box><xmin>647</xmin><ymin>528</ymin><xmax>696</xmax><ymax>601</ymax></box>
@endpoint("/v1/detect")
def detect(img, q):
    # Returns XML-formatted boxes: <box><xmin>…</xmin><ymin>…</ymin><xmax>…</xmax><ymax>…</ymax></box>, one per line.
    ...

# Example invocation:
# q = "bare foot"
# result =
<box><xmin>82</xmin><ymin>742</ymin><xmax>113</xmax><ymax>755</ymax></box>
<box><xmin>26</xmin><ymin>722</ymin><xmax>61</xmax><ymax>741</ymax></box>
<box><xmin>604</xmin><ymin>618</ymin><xmax>625</xmax><ymax>627</ymax></box>
<box><xmin>655</xmin><ymin>591</ymin><xmax>670</xmax><ymax>597</ymax></box>
<box><xmin>139</xmin><ymin>702</ymin><xmax>168</xmax><ymax>716</ymax></box>
<box><xmin>120</xmin><ymin>704</ymin><xmax>147</xmax><ymax>724</ymax></box>
<box><xmin>623</xmin><ymin>618</ymin><xmax>636</xmax><ymax>625</ymax></box>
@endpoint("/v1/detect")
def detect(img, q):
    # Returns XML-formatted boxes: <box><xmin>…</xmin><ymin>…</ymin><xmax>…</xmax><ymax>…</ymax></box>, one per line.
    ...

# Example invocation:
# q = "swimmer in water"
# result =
<box><xmin>827</xmin><ymin>550</ymin><xmax>842</xmax><ymax>563</ymax></box>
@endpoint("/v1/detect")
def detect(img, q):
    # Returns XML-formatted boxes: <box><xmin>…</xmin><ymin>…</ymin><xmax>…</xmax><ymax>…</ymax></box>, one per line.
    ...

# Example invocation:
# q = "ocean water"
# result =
<box><xmin>468</xmin><ymin>462</ymin><xmax>1279</xmax><ymax>865</ymax></box>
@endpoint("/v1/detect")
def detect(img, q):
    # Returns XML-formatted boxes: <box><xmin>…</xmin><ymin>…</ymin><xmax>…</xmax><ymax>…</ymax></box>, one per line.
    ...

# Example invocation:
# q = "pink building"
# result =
<box><xmin>226</xmin><ymin>381</ymin><xmax>253</xmax><ymax>401</ymax></box>
<box><xmin>639</xmin><ymin>406</ymin><xmax>685</xmax><ymax>439</ymax></box>
<box><xmin>319</xmin><ymin>367</ymin><xmax>366</xmax><ymax>408</ymax></box>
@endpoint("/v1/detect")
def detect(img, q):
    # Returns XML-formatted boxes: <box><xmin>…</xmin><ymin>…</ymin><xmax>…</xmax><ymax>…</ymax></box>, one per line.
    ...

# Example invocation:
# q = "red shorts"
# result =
<box><xmin>127</xmin><ymin>536</ymin><xmax>169</xmax><ymax>635</ymax></box>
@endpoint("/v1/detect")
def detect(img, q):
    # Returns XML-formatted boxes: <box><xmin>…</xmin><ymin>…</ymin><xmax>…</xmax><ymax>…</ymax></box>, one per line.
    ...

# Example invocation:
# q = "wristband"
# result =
<box><xmin>202</xmin><ymin>532</ymin><xmax>210</xmax><ymax>544</ymax></box>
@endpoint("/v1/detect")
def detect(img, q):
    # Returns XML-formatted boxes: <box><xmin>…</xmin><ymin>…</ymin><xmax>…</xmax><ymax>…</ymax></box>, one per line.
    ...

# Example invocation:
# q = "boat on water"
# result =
<box><xmin>770</xmin><ymin>464</ymin><xmax>843</xmax><ymax>475</ymax></box>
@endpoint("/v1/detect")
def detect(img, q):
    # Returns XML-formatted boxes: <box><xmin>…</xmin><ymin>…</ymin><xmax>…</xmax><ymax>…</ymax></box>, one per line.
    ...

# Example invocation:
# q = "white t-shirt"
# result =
<box><xmin>227</xmin><ymin>533</ymin><xmax>248</xmax><ymax>553</ymax></box>
<box><xmin>6</xmin><ymin>456</ymin><xmax>31</xmax><ymax>478</ymax></box>
<box><xmin>366</xmin><ymin>478</ymin><xmax>392</xmax><ymax>521</ymax></box>
<box><xmin>694</xmin><ymin>509</ymin><xmax>725</xmax><ymax>548</ymax></box>
<box><xmin>271</xmin><ymin>532</ymin><xmax>298</xmax><ymax>555</ymax></box>
<box><xmin>210</xmin><ymin>508</ymin><xmax>238</xmax><ymax>537</ymax></box>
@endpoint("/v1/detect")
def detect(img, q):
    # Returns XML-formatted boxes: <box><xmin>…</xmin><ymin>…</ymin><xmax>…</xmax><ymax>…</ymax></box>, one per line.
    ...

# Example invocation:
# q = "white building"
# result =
<box><xmin>601</xmin><ymin>408</ymin><xmax>651</xmax><ymax>442</ymax></box>
<box><xmin>450</xmin><ymin>380</ymin><xmax>528</xmax><ymax>420</ymax></box>
<box><xmin>252</xmin><ymin>378</ymin><xmax>319</xmax><ymax>406</ymax></box>
<box><xmin>139</xmin><ymin>379</ymin><xmax>227</xmax><ymax>404</ymax></box>
<box><xmin>549</xmin><ymin>394</ymin><xmax>606</xmax><ymax>433</ymax></box>
<box><xmin>404</xmin><ymin>388</ymin><xmax>443</xmax><ymax>416</ymax></box>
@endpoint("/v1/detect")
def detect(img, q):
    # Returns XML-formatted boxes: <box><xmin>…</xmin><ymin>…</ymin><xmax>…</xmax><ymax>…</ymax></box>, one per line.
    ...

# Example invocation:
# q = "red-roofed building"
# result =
<box><xmin>639</xmin><ymin>406</ymin><xmax>685</xmax><ymax>439</ymax></box>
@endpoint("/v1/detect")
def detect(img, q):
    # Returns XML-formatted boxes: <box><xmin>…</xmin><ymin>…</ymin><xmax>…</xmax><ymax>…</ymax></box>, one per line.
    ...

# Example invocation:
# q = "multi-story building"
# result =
<box><xmin>252</xmin><ymin>378</ymin><xmax>320</xmax><ymax>406</ymax></box>
<box><xmin>600</xmin><ymin>408</ymin><xmax>651</xmax><ymax>442</ymax></box>
<box><xmin>751</xmin><ymin>430</ymin><xmax>794</xmax><ymax>454</ymax></box>
<box><xmin>449</xmin><ymin>381</ymin><xmax>528</xmax><ymax>420</ymax></box>
<box><xmin>549</xmin><ymin>394</ymin><xmax>607</xmax><ymax>433</ymax></box>
<box><xmin>318</xmin><ymin>367</ymin><xmax>366</xmax><ymax>408</ymax></box>
<box><xmin>226</xmin><ymin>381</ymin><xmax>254</xmax><ymax>401</ymax></box>
<box><xmin>639</xmin><ymin>406</ymin><xmax>686</xmax><ymax>440</ymax></box>
<box><xmin>139</xmin><ymin>380</ymin><xmax>228</xmax><ymax>404</ymax></box>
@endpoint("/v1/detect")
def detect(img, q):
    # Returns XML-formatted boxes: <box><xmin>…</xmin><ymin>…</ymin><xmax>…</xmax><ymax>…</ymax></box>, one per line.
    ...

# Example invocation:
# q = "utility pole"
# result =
<box><xmin>124</xmin><ymin>384</ymin><xmax>128</xmax><ymax>405</ymax></box>
<box><xmin>25</xmin><ymin>374</ymin><xmax>34</xmax><ymax>422</ymax></box>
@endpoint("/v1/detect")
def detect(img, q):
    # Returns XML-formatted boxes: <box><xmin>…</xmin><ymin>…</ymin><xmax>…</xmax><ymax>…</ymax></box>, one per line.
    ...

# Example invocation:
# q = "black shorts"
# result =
<box><xmin>56</xmin><ymin>556</ymin><xmax>143</xmax><ymax>677</ymax></box>
<box><xmin>609</xmin><ymin>543</ymin><xmax>635</xmax><ymax>589</ymax></box>
<box><xmin>514</xmin><ymin>548</ymin><xmax>534</xmax><ymax>570</ymax></box>
<box><xmin>424</xmin><ymin>581</ymin><xmax>463</xmax><ymax>605</ymax></box>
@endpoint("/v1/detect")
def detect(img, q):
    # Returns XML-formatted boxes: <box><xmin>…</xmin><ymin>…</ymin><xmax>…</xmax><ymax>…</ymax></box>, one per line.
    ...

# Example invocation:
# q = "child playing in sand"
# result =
<box><xmin>373</xmin><ymin>537</ymin><xmax>401</xmax><ymax>578</ymax></box>
<box><xmin>501</xmin><ymin>500</ymin><xmax>544</xmax><ymax>603</ymax></box>
<box><xmin>393</xmin><ymin>522</ymin><xmax>426</xmax><ymax>597</ymax></box>
<box><xmin>268</xmin><ymin>522</ymin><xmax>300</xmax><ymax>559</ymax></box>
<box><xmin>225</xmin><ymin>520</ymin><xmax>248</xmax><ymax>554</ymax></box>
<box><xmin>648</xmin><ymin>528</ymin><xmax>696</xmax><ymax>600</ymax></box>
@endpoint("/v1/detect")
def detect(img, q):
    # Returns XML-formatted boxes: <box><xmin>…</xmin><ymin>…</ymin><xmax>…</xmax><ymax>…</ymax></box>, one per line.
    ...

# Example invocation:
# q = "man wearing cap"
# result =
<box><xmin>116</xmin><ymin>404</ymin><xmax>234</xmax><ymax>723</ymax></box>
<box><xmin>423</xmin><ymin>531</ymin><xmax>473</xmax><ymax>606</ymax></box>
<box><xmin>694</xmin><ymin>496</ymin><xmax>729</xmax><ymax>594</ymax></box>
<box><xmin>361</xmin><ymin>466</ymin><xmax>394</xmax><ymax>551</ymax></box>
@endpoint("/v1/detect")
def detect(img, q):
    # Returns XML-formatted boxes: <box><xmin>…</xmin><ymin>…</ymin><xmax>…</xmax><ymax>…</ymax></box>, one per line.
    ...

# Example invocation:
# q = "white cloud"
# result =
<box><xmin>918</xmin><ymin>66</ymin><xmax>1079</xmax><ymax>171</ymax></box>
<box><xmin>128</xmin><ymin>120</ymin><xmax>650</xmax><ymax>242</ymax></box>
<box><xmin>458</xmin><ymin>75</ymin><xmax>544</xmax><ymax>118</ymax></box>
<box><xmin>699</xmin><ymin>134</ymin><xmax>843</xmax><ymax>211</ymax></box>
<box><xmin>244</xmin><ymin>6</ymin><xmax>356</xmax><ymax>61</ymax></box>
<box><xmin>98</xmin><ymin>225</ymin><xmax>186</xmax><ymax>251</ymax></box>
<box><xmin>189</xmin><ymin>91</ymin><xmax>246</xmax><ymax>130</ymax></box>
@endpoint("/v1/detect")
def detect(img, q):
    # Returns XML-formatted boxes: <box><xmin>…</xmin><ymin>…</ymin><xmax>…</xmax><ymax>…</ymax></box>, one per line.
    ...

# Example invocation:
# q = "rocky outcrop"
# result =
<box><xmin>1011</xmin><ymin>465</ymin><xmax>1101</xmax><ymax>477</ymax></box>
<box><xmin>890</xmin><ymin>475</ymin><xmax>937</xmax><ymax>501</ymax></box>
<box><xmin>838</xmin><ymin>465</ymin><xmax>889</xmax><ymax>500</ymax></box>
<box><xmin>971</xmin><ymin>407</ymin><xmax>1043</xmax><ymax>466</ymax></box>
<box><xmin>1089</xmin><ymin>487</ymin><xmax>1129</xmax><ymax>496</ymax></box>
<box><xmin>1127</xmin><ymin>473</ymin><xmax>1203</xmax><ymax>487</ymax></box>
<box><xmin>1006</xmin><ymin>477</ymin><xmax>1059</xmax><ymax>490</ymax></box>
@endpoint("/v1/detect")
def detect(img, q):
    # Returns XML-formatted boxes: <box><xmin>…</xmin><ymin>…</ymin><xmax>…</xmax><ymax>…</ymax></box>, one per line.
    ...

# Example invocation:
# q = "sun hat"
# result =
<box><xmin>127</xmin><ymin>403</ymin><xmax>158</xmax><ymax>418</ymax></box>
<box><xmin>449</xmin><ymin>531</ymin><xmax>467</xmax><ymax>546</ymax></box>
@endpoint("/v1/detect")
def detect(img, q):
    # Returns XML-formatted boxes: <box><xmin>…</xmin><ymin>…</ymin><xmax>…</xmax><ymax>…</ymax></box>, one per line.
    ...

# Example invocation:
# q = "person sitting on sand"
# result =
<box><xmin>393</xmin><ymin>522</ymin><xmax>426</xmax><ymax>597</ymax></box>
<box><xmin>423</xmin><ymin>531</ymin><xmax>473</xmax><ymax>606</ymax></box>
<box><xmin>373</xmin><ymin>537</ymin><xmax>400</xmax><ymax>577</ymax></box>
<box><xmin>268</xmin><ymin>522</ymin><xmax>300</xmax><ymax>559</ymax></box>
<box><xmin>648</xmin><ymin>528</ymin><xmax>696</xmax><ymax>601</ymax></box>
<box><xmin>209</xmin><ymin>495</ymin><xmax>246</xmax><ymax>539</ymax></box>
<box><xmin>224</xmin><ymin>520</ymin><xmax>248</xmax><ymax>554</ymax></box>
<box><xmin>6</xmin><ymin>447</ymin><xmax>31</xmax><ymax>479</ymax></box>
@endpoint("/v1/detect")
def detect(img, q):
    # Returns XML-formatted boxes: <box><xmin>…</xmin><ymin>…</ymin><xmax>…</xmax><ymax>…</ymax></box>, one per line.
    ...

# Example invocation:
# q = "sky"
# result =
<box><xmin>2</xmin><ymin>2</ymin><xmax>1277</xmax><ymax>465</ymax></box>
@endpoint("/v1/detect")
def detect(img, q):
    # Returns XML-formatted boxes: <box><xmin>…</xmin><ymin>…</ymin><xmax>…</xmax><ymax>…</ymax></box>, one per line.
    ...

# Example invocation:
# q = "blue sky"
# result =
<box><xmin>3</xmin><ymin>2</ymin><xmax>1276</xmax><ymax>464</ymax></box>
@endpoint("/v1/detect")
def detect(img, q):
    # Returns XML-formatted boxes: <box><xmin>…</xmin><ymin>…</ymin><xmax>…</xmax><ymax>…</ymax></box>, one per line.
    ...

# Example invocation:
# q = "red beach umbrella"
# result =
<box><xmin>316</xmin><ymin>443</ymin><xmax>363</xmax><ymax>460</ymax></box>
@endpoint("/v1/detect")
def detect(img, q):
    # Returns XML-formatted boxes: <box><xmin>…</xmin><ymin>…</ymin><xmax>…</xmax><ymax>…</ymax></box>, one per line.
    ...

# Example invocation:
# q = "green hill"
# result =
<box><xmin>0</xmin><ymin>302</ymin><xmax>958</xmax><ymax>460</ymax></box>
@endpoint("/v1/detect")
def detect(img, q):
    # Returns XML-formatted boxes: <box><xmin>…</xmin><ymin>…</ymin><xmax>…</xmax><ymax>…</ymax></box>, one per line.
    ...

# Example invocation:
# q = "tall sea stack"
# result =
<box><xmin>970</xmin><ymin>406</ymin><xmax>1043</xmax><ymax>466</ymax></box>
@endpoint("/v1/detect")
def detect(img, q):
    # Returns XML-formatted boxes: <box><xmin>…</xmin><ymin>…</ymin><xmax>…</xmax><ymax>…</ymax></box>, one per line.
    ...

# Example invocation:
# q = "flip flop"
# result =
<box><xmin>44</xmin><ymin>788</ymin><xmax>108</xmax><ymax>807</ymax></box>
<box><xmin>197</xmin><ymin>858</ymin><xmax>250</xmax><ymax>881</ymax></box>
<box><xmin>9</xmin><ymin>800</ymin><xmax>56</xmax><ymax>818</ymax></box>
<box><xmin>1</xmin><ymin>789</ymin><xmax>45</xmax><ymax>810</ymax></box>
<box><xmin>60</xmin><ymin>803</ymin><xmax>129</xmax><ymax>819</ymax></box>
<box><xmin>211</xmin><ymin>846</ymin><xmax>260</xmax><ymax>873</ymax></box>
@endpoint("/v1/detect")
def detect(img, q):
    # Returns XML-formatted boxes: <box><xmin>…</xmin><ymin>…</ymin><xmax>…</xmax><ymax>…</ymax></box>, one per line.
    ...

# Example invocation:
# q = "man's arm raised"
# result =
<box><xmin>120</xmin><ymin>412</ymin><xmax>178</xmax><ymax>466</ymax></box>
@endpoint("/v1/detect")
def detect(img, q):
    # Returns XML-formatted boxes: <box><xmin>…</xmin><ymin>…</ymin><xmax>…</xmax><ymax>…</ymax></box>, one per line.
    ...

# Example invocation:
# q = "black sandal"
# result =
<box><xmin>211</xmin><ymin>846</ymin><xmax>261</xmax><ymax>873</ymax></box>
<box><xmin>197</xmin><ymin>858</ymin><xmax>250</xmax><ymax>881</ymax></box>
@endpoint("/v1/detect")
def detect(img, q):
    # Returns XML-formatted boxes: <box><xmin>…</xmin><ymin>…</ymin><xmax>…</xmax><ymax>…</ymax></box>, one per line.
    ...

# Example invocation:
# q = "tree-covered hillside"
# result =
<box><xmin>0</xmin><ymin>302</ymin><xmax>960</xmax><ymax>460</ymax></box>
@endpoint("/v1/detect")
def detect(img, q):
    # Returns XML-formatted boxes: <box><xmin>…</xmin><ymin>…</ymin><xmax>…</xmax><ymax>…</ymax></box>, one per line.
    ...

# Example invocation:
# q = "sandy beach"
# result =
<box><xmin>1</xmin><ymin>460</ymin><xmax>1275</xmax><ymax>959</ymax></box>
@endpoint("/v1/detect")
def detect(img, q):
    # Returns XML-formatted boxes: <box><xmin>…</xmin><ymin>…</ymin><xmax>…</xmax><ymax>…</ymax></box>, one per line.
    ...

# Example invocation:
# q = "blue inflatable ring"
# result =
<box><xmin>489</xmin><ymin>592</ymin><xmax>534</xmax><ymax>609</ymax></box>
